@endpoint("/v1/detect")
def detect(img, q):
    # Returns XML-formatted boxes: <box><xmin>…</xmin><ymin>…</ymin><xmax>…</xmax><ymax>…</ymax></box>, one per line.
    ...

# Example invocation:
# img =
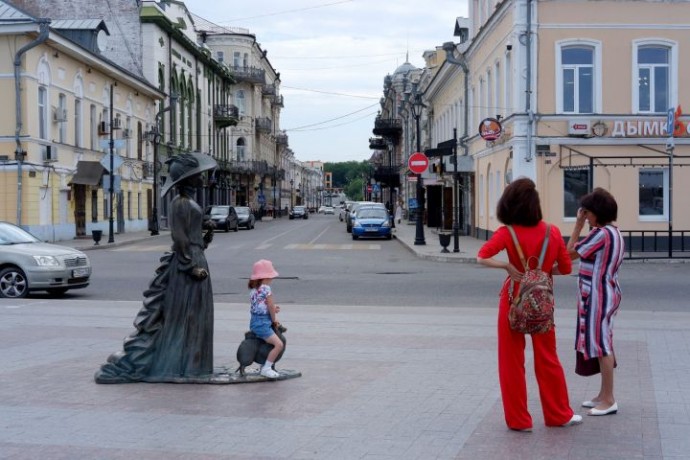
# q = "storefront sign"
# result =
<box><xmin>479</xmin><ymin>117</ymin><xmax>503</xmax><ymax>141</ymax></box>
<box><xmin>606</xmin><ymin>106</ymin><xmax>687</xmax><ymax>138</ymax></box>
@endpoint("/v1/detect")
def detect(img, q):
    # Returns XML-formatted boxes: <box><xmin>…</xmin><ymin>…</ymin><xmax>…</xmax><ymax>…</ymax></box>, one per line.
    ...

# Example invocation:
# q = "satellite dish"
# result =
<box><xmin>96</xmin><ymin>29</ymin><xmax>108</xmax><ymax>53</ymax></box>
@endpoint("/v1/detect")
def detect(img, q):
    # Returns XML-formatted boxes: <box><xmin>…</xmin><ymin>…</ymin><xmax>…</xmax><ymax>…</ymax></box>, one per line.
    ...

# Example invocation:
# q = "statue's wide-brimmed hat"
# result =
<box><xmin>161</xmin><ymin>152</ymin><xmax>217</xmax><ymax>197</ymax></box>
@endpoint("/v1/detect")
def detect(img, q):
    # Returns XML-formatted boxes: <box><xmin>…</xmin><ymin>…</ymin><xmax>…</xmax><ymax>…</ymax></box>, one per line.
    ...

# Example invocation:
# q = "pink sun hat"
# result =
<box><xmin>250</xmin><ymin>259</ymin><xmax>279</xmax><ymax>280</ymax></box>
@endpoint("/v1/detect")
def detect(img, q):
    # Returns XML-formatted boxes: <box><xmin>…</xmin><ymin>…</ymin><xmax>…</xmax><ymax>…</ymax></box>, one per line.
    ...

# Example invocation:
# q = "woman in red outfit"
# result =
<box><xmin>477</xmin><ymin>178</ymin><xmax>581</xmax><ymax>431</ymax></box>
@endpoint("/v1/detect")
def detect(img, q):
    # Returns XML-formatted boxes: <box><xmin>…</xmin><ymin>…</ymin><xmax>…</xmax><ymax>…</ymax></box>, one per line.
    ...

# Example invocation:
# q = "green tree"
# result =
<box><xmin>344</xmin><ymin>177</ymin><xmax>364</xmax><ymax>201</ymax></box>
<box><xmin>325</xmin><ymin>160</ymin><xmax>370</xmax><ymax>200</ymax></box>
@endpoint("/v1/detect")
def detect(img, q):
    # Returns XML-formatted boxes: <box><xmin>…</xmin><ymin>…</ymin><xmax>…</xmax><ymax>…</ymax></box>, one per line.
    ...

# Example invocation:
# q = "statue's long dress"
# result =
<box><xmin>95</xmin><ymin>195</ymin><xmax>214</xmax><ymax>383</ymax></box>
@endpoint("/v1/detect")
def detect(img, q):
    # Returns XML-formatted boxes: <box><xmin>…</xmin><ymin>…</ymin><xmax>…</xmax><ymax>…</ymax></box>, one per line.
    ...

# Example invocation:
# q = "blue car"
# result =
<box><xmin>351</xmin><ymin>207</ymin><xmax>392</xmax><ymax>240</ymax></box>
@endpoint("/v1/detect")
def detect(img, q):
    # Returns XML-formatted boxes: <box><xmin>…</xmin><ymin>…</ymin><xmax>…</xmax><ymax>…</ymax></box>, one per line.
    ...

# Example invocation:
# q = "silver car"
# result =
<box><xmin>0</xmin><ymin>221</ymin><xmax>91</xmax><ymax>298</ymax></box>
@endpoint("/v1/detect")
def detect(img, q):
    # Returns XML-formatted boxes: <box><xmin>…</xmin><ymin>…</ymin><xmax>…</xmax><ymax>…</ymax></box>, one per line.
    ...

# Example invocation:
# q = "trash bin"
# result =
<box><xmin>92</xmin><ymin>230</ymin><xmax>103</xmax><ymax>246</ymax></box>
<box><xmin>438</xmin><ymin>232</ymin><xmax>451</xmax><ymax>253</ymax></box>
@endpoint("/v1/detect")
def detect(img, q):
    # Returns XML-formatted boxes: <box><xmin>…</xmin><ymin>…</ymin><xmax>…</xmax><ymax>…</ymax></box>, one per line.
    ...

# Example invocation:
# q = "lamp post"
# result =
<box><xmin>443</xmin><ymin>41</ymin><xmax>470</xmax><ymax>253</ymax></box>
<box><xmin>144</xmin><ymin>94</ymin><xmax>177</xmax><ymax>236</ymax></box>
<box><xmin>144</xmin><ymin>127</ymin><xmax>161</xmax><ymax>235</ymax></box>
<box><xmin>290</xmin><ymin>178</ymin><xmax>294</xmax><ymax>209</ymax></box>
<box><xmin>108</xmin><ymin>84</ymin><xmax>115</xmax><ymax>243</ymax></box>
<box><xmin>410</xmin><ymin>83</ymin><xmax>426</xmax><ymax>245</ymax></box>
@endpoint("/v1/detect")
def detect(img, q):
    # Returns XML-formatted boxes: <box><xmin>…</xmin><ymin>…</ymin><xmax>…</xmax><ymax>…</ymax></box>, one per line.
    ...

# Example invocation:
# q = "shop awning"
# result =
<box><xmin>69</xmin><ymin>161</ymin><xmax>105</xmax><ymax>186</ymax></box>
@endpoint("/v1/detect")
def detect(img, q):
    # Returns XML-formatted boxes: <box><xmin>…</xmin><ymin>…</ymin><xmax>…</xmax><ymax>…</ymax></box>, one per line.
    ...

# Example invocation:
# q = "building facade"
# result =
<box><xmin>0</xmin><ymin>1</ymin><xmax>163</xmax><ymax>241</ymax></box>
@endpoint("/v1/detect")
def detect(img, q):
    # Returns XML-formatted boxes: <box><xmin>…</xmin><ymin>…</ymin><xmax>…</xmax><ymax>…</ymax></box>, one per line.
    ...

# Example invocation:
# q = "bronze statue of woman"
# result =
<box><xmin>95</xmin><ymin>152</ymin><xmax>217</xmax><ymax>383</ymax></box>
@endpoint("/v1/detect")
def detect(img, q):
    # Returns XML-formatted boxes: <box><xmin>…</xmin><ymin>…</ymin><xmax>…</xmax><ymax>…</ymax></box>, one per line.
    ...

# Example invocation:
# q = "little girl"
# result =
<box><xmin>248</xmin><ymin>259</ymin><xmax>284</xmax><ymax>378</ymax></box>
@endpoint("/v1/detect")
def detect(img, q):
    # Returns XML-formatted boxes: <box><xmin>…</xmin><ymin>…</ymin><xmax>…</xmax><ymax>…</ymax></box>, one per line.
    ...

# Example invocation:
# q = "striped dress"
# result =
<box><xmin>574</xmin><ymin>225</ymin><xmax>624</xmax><ymax>359</ymax></box>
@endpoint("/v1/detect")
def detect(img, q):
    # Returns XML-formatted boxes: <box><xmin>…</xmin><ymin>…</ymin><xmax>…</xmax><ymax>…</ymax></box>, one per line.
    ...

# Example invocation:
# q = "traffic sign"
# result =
<box><xmin>408</xmin><ymin>152</ymin><xmax>429</xmax><ymax>174</ymax></box>
<box><xmin>667</xmin><ymin>108</ymin><xmax>675</xmax><ymax>136</ymax></box>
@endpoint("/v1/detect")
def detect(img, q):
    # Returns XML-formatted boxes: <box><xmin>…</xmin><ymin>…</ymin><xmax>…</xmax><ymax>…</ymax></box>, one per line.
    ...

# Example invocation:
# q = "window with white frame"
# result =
<box><xmin>563</xmin><ymin>168</ymin><xmax>590</xmax><ymax>218</ymax></box>
<box><xmin>235</xmin><ymin>90</ymin><xmax>246</xmax><ymax>115</ymax></box>
<box><xmin>639</xmin><ymin>168</ymin><xmax>667</xmax><ymax>220</ymax></box>
<box><xmin>505</xmin><ymin>52</ymin><xmax>512</xmax><ymax>114</ymax></box>
<box><xmin>479</xmin><ymin>174</ymin><xmax>484</xmax><ymax>217</ymax></box>
<box><xmin>494</xmin><ymin>61</ymin><xmax>501</xmax><ymax>119</ymax></box>
<box><xmin>635</xmin><ymin>42</ymin><xmax>674</xmax><ymax>114</ymax></box>
<box><xmin>90</xmin><ymin>104</ymin><xmax>97</xmax><ymax>150</ymax></box>
<box><xmin>233</xmin><ymin>52</ymin><xmax>241</xmax><ymax>67</ymax></box>
<box><xmin>556</xmin><ymin>42</ymin><xmax>600</xmax><ymax>114</ymax></box>
<box><xmin>58</xmin><ymin>93</ymin><xmax>67</xmax><ymax>143</ymax></box>
<box><xmin>74</xmin><ymin>99</ymin><xmax>82</xmax><ymax>147</ymax></box>
<box><xmin>38</xmin><ymin>86</ymin><xmax>48</xmax><ymax>139</ymax></box>
<box><xmin>216</xmin><ymin>51</ymin><xmax>224</xmax><ymax>63</ymax></box>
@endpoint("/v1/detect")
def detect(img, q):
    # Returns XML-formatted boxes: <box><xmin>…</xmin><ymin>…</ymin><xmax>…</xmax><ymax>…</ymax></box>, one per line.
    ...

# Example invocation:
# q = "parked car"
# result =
<box><xmin>289</xmin><ymin>206</ymin><xmax>309</xmax><ymax>220</ymax></box>
<box><xmin>0</xmin><ymin>221</ymin><xmax>92</xmax><ymax>298</ymax></box>
<box><xmin>323</xmin><ymin>206</ymin><xmax>335</xmax><ymax>215</ymax></box>
<box><xmin>351</xmin><ymin>207</ymin><xmax>392</xmax><ymax>240</ymax></box>
<box><xmin>234</xmin><ymin>206</ymin><xmax>255</xmax><ymax>230</ymax></box>
<box><xmin>346</xmin><ymin>202</ymin><xmax>385</xmax><ymax>233</ymax></box>
<box><xmin>204</xmin><ymin>205</ymin><xmax>239</xmax><ymax>232</ymax></box>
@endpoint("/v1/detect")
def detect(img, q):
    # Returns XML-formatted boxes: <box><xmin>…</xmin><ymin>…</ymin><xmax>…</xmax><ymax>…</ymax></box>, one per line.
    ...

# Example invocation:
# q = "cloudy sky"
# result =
<box><xmin>188</xmin><ymin>0</ymin><xmax>469</xmax><ymax>164</ymax></box>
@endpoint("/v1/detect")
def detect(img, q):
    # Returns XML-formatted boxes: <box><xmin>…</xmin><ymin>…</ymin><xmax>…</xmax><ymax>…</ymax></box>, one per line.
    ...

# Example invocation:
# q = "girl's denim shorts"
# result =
<box><xmin>250</xmin><ymin>314</ymin><xmax>274</xmax><ymax>339</ymax></box>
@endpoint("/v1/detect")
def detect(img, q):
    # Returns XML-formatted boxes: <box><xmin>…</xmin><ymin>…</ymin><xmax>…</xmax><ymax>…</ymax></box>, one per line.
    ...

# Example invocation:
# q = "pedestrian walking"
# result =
<box><xmin>567</xmin><ymin>188</ymin><xmax>624</xmax><ymax>416</ymax></box>
<box><xmin>477</xmin><ymin>177</ymin><xmax>581</xmax><ymax>431</ymax></box>
<box><xmin>248</xmin><ymin>259</ymin><xmax>285</xmax><ymax>379</ymax></box>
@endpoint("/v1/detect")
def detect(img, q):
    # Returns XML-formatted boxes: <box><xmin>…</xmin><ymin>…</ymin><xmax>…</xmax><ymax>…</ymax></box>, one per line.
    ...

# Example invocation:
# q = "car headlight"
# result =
<box><xmin>381</xmin><ymin>220</ymin><xmax>391</xmax><ymax>228</ymax></box>
<box><xmin>33</xmin><ymin>255</ymin><xmax>61</xmax><ymax>267</ymax></box>
<box><xmin>353</xmin><ymin>221</ymin><xmax>363</xmax><ymax>228</ymax></box>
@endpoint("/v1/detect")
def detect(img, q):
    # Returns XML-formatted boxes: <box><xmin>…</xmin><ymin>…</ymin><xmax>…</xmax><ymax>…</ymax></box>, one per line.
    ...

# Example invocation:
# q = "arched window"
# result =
<box><xmin>236</xmin><ymin>137</ymin><xmax>246</xmax><ymax>161</ymax></box>
<box><xmin>633</xmin><ymin>40</ymin><xmax>676</xmax><ymax>114</ymax></box>
<box><xmin>556</xmin><ymin>40</ymin><xmax>601</xmax><ymax>114</ymax></box>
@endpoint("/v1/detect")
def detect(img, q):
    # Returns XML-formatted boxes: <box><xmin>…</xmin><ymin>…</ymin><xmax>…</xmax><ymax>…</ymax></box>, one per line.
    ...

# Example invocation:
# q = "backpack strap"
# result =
<box><xmin>506</xmin><ymin>225</ymin><xmax>527</xmax><ymax>270</ymax></box>
<box><xmin>537</xmin><ymin>224</ymin><xmax>551</xmax><ymax>267</ymax></box>
<box><xmin>506</xmin><ymin>224</ymin><xmax>551</xmax><ymax>303</ymax></box>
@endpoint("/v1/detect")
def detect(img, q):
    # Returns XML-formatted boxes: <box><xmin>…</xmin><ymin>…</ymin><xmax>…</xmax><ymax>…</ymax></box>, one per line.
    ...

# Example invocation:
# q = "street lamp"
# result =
<box><xmin>443</xmin><ymin>41</ymin><xmax>470</xmax><ymax>253</ymax></box>
<box><xmin>144</xmin><ymin>94</ymin><xmax>177</xmax><ymax>236</ymax></box>
<box><xmin>290</xmin><ymin>178</ymin><xmax>294</xmax><ymax>209</ymax></box>
<box><xmin>410</xmin><ymin>82</ymin><xmax>426</xmax><ymax>246</ymax></box>
<box><xmin>143</xmin><ymin>127</ymin><xmax>161</xmax><ymax>235</ymax></box>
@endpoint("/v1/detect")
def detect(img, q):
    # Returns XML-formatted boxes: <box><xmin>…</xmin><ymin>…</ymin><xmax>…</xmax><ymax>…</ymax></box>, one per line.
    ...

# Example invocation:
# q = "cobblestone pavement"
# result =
<box><xmin>1</xmin><ymin>222</ymin><xmax>688</xmax><ymax>458</ymax></box>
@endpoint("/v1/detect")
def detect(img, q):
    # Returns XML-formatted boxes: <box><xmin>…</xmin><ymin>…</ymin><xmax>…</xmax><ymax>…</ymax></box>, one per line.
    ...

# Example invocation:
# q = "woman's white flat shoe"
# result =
<box><xmin>588</xmin><ymin>402</ymin><xmax>618</xmax><ymax>416</ymax></box>
<box><xmin>562</xmin><ymin>414</ymin><xmax>583</xmax><ymax>426</ymax></box>
<box><xmin>582</xmin><ymin>400</ymin><xmax>598</xmax><ymax>408</ymax></box>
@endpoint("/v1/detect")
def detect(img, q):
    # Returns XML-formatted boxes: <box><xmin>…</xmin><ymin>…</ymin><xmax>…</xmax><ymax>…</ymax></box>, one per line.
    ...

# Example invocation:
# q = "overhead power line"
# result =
<box><xmin>286</xmin><ymin>102</ymin><xmax>379</xmax><ymax>131</ymax></box>
<box><xmin>282</xmin><ymin>85</ymin><xmax>379</xmax><ymax>100</ymax></box>
<box><xmin>217</xmin><ymin>0</ymin><xmax>355</xmax><ymax>23</ymax></box>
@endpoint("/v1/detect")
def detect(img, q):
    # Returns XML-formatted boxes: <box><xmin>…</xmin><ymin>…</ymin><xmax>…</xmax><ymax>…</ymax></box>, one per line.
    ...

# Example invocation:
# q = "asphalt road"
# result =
<box><xmin>42</xmin><ymin>213</ymin><xmax>690</xmax><ymax>312</ymax></box>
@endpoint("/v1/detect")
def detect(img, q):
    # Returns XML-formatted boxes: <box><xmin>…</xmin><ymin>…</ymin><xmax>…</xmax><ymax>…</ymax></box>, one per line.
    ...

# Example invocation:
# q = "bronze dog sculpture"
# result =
<box><xmin>236</xmin><ymin>328</ymin><xmax>287</xmax><ymax>376</ymax></box>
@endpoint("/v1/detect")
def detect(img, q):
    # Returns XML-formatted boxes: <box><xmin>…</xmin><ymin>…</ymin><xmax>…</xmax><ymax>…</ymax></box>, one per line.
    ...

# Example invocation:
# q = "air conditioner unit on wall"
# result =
<box><xmin>42</xmin><ymin>145</ymin><xmax>57</xmax><ymax>162</ymax></box>
<box><xmin>53</xmin><ymin>108</ymin><xmax>67</xmax><ymax>122</ymax></box>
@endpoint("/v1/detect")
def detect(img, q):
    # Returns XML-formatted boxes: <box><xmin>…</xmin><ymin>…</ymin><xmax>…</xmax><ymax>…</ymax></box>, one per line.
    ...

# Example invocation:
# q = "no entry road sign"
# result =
<box><xmin>408</xmin><ymin>152</ymin><xmax>429</xmax><ymax>174</ymax></box>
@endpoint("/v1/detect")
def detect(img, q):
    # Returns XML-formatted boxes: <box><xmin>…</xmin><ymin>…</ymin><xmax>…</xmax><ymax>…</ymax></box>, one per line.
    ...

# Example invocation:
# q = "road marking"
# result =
<box><xmin>110</xmin><ymin>245</ymin><xmax>171</xmax><ymax>252</ymax></box>
<box><xmin>284</xmin><ymin>243</ymin><xmax>381</xmax><ymax>250</ymax></box>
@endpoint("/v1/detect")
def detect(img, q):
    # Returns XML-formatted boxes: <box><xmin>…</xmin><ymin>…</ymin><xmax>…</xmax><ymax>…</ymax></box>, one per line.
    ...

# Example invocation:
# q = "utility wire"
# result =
<box><xmin>289</xmin><ymin>110</ymin><xmax>379</xmax><ymax>132</ymax></box>
<box><xmin>217</xmin><ymin>0</ymin><xmax>355</xmax><ymax>23</ymax></box>
<box><xmin>285</xmin><ymin>102</ymin><xmax>379</xmax><ymax>131</ymax></box>
<box><xmin>282</xmin><ymin>85</ymin><xmax>379</xmax><ymax>100</ymax></box>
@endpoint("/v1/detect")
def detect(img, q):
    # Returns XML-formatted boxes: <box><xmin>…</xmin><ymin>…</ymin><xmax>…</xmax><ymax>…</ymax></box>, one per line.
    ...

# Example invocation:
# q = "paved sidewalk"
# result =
<box><xmin>3</xmin><ymin>218</ymin><xmax>687</xmax><ymax>458</ymax></box>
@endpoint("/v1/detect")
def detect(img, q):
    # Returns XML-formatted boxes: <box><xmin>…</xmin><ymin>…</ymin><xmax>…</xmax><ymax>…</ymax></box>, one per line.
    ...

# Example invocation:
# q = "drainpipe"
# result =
<box><xmin>524</xmin><ymin>0</ymin><xmax>534</xmax><ymax>162</ymax></box>
<box><xmin>14</xmin><ymin>19</ymin><xmax>51</xmax><ymax>226</ymax></box>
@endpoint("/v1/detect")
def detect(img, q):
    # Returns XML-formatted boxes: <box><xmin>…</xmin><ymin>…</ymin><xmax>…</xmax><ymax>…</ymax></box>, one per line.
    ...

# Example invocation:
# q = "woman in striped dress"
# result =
<box><xmin>567</xmin><ymin>188</ymin><xmax>624</xmax><ymax>416</ymax></box>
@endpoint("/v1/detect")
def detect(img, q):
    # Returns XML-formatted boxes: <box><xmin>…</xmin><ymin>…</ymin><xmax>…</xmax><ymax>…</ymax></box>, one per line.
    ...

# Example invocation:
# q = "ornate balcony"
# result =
<box><xmin>373</xmin><ymin>165</ymin><xmax>401</xmax><ymax>187</ymax></box>
<box><xmin>213</xmin><ymin>104</ymin><xmax>239</xmax><ymax>128</ymax></box>
<box><xmin>272</xmin><ymin>94</ymin><xmax>284</xmax><ymax>107</ymax></box>
<box><xmin>262</xmin><ymin>84</ymin><xmax>276</xmax><ymax>96</ymax></box>
<box><xmin>255</xmin><ymin>117</ymin><xmax>272</xmax><ymax>134</ymax></box>
<box><xmin>373</xmin><ymin>117</ymin><xmax>403</xmax><ymax>137</ymax></box>
<box><xmin>228</xmin><ymin>65</ymin><xmax>266</xmax><ymax>84</ymax></box>
<box><xmin>369</xmin><ymin>137</ymin><xmax>387</xmax><ymax>150</ymax></box>
<box><xmin>276</xmin><ymin>132</ymin><xmax>288</xmax><ymax>146</ymax></box>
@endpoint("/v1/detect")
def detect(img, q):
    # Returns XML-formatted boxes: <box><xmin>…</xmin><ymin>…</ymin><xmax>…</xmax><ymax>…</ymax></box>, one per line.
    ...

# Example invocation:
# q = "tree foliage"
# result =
<box><xmin>324</xmin><ymin>161</ymin><xmax>370</xmax><ymax>201</ymax></box>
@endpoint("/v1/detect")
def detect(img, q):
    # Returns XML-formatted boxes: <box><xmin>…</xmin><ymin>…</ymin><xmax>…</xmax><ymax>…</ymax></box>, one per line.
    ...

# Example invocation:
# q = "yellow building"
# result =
<box><xmin>0</xmin><ymin>3</ymin><xmax>163</xmax><ymax>241</ymax></box>
<box><xmin>440</xmin><ymin>0</ymin><xmax>690</xmax><ymax>254</ymax></box>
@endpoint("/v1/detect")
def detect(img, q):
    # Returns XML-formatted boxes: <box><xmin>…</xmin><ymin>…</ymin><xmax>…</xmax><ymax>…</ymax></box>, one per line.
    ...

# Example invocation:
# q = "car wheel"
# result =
<box><xmin>234</xmin><ymin>222</ymin><xmax>239</xmax><ymax>232</ymax></box>
<box><xmin>47</xmin><ymin>288</ymin><xmax>69</xmax><ymax>297</ymax></box>
<box><xmin>0</xmin><ymin>266</ymin><xmax>29</xmax><ymax>299</ymax></box>
<box><xmin>352</xmin><ymin>234</ymin><xmax>359</xmax><ymax>240</ymax></box>
<box><xmin>386</xmin><ymin>234</ymin><xmax>392</xmax><ymax>240</ymax></box>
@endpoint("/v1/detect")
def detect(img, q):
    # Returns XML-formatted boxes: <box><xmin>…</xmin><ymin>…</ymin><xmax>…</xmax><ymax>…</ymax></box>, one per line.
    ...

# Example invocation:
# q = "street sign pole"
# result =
<box><xmin>108</xmin><ymin>84</ymin><xmax>115</xmax><ymax>243</ymax></box>
<box><xmin>667</xmin><ymin>108</ymin><xmax>675</xmax><ymax>258</ymax></box>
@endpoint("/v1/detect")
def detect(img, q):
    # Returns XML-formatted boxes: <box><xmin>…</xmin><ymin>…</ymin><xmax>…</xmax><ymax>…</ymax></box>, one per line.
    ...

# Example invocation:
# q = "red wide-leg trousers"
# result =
<box><xmin>497</xmin><ymin>293</ymin><xmax>574</xmax><ymax>429</ymax></box>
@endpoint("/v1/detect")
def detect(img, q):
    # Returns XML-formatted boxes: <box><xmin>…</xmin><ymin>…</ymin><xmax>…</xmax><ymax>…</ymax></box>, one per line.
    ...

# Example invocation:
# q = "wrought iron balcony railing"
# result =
<box><xmin>213</xmin><ymin>104</ymin><xmax>239</xmax><ymax>128</ymax></box>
